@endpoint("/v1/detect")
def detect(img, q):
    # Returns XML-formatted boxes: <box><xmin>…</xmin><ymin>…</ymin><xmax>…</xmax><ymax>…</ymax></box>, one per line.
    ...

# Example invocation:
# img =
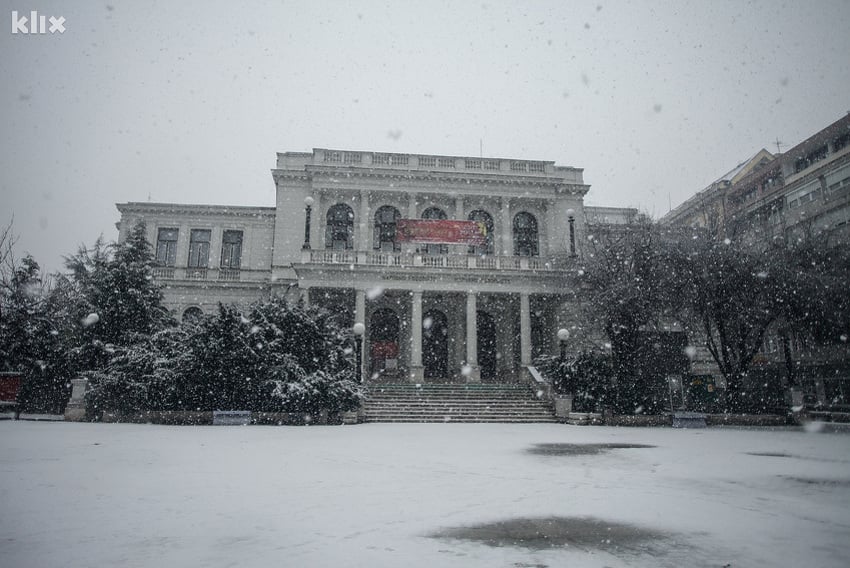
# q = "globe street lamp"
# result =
<box><xmin>353</xmin><ymin>322</ymin><xmax>365</xmax><ymax>383</ymax></box>
<box><xmin>302</xmin><ymin>196</ymin><xmax>315</xmax><ymax>250</ymax></box>
<box><xmin>557</xmin><ymin>328</ymin><xmax>570</xmax><ymax>360</ymax></box>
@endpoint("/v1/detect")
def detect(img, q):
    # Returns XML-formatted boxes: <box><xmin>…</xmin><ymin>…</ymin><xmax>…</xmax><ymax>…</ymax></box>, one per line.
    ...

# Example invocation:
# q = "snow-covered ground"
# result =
<box><xmin>1</xmin><ymin>422</ymin><xmax>849</xmax><ymax>568</ymax></box>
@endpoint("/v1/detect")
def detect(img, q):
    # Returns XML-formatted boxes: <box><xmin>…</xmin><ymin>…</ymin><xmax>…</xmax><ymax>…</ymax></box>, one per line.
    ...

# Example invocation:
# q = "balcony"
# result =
<box><xmin>301</xmin><ymin>249</ymin><xmax>565</xmax><ymax>271</ymax></box>
<box><xmin>151</xmin><ymin>267</ymin><xmax>268</xmax><ymax>283</ymax></box>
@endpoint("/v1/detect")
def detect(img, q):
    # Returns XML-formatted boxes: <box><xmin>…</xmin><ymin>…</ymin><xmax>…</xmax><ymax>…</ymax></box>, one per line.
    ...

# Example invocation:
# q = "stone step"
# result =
<box><xmin>362</xmin><ymin>382</ymin><xmax>555</xmax><ymax>423</ymax></box>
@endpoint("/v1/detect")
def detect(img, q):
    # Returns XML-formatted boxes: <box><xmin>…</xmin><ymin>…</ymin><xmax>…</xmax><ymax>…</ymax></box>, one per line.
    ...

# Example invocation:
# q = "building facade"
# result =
<box><xmin>660</xmin><ymin>114</ymin><xmax>850</xmax><ymax>408</ymax></box>
<box><xmin>117</xmin><ymin>149</ymin><xmax>618</xmax><ymax>383</ymax></box>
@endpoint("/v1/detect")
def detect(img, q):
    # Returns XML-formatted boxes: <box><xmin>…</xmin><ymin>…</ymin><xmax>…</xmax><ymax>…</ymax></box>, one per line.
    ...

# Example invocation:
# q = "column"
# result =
<box><xmin>465</xmin><ymin>291</ymin><xmax>480</xmax><ymax>382</ymax></box>
<box><xmin>300</xmin><ymin>286</ymin><xmax>310</xmax><ymax>305</ymax></box>
<box><xmin>520</xmin><ymin>292</ymin><xmax>532</xmax><ymax>375</ymax></box>
<box><xmin>501</xmin><ymin>198</ymin><xmax>512</xmax><ymax>256</ymax></box>
<box><xmin>410</xmin><ymin>290</ymin><xmax>424</xmax><ymax>381</ymax></box>
<box><xmin>455</xmin><ymin>196</ymin><xmax>464</xmax><ymax>220</ymax></box>
<box><xmin>355</xmin><ymin>288</ymin><xmax>366</xmax><ymax>325</ymax></box>
<box><xmin>358</xmin><ymin>191</ymin><xmax>370</xmax><ymax>251</ymax></box>
<box><xmin>355</xmin><ymin>288</ymin><xmax>366</xmax><ymax>381</ymax></box>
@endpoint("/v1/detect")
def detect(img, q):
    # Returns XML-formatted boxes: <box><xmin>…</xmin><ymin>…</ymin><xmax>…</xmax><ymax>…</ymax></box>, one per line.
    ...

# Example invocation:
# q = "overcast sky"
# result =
<box><xmin>2</xmin><ymin>0</ymin><xmax>849</xmax><ymax>273</ymax></box>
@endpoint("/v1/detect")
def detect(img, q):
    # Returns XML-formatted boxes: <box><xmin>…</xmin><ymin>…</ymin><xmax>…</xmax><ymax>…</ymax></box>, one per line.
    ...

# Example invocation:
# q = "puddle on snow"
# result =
<box><xmin>430</xmin><ymin>516</ymin><xmax>683</xmax><ymax>555</ymax></box>
<box><xmin>746</xmin><ymin>452</ymin><xmax>793</xmax><ymax>458</ymax></box>
<box><xmin>527</xmin><ymin>443</ymin><xmax>656</xmax><ymax>456</ymax></box>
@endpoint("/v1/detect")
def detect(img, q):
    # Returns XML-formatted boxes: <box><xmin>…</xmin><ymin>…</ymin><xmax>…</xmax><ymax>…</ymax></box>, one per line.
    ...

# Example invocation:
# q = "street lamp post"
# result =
<box><xmin>557</xmin><ymin>328</ymin><xmax>570</xmax><ymax>360</ymax></box>
<box><xmin>566</xmin><ymin>208</ymin><xmax>576</xmax><ymax>257</ymax></box>
<box><xmin>353</xmin><ymin>322</ymin><xmax>365</xmax><ymax>383</ymax></box>
<box><xmin>302</xmin><ymin>196</ymin><xmax>314</xmax><ymax>250</ymax></box>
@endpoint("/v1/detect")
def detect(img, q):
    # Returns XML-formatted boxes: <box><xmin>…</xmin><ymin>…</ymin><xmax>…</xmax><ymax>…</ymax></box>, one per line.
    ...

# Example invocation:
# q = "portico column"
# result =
<box><xmin>355</xmin><ymin>288</ymin><xmax>366</xmax><ymax>381</ymax></box>
<box><xmin>410</xmin><ymin>290</ymin><xmax>424</xmax><ymax>381</ymax></box>
<box><xmin>501</xmin><ymin>198</ymin><xmax>512</xmax><ymax>256</ymax></box>
<box><xmin>355</xmin><ymin>288</ymin><xmax>366</xmax><ymax>325</ymax></box>
<box><xmin>520</xmin><ymin>292</ymin><xmax>532</xmax><ymax>377</ymax></box>
<box><xmin>465</xmin><ymin>291</ymin><xmax>480</xmax><ymax>382</ymax></box>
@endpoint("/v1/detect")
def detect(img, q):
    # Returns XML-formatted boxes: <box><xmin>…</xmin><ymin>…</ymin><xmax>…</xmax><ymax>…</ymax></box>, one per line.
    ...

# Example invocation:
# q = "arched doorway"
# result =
<box><xmin>373</xmin><ymin>205</ymin><xmax>401</xmax><ymax>252</ymax></box>
<box><xmin>325</xmin><ymin>203</ymin><xmax>354</xmax><ymax>250</ymax></box>
<box><xmin>477</xmin><ymin>310</ymin><xmax>497</xmax><ymax>381</ymax></box>
<box><xmin>370</xmin><ymin>308</ymin><xmax>400</xmax><ymax>376</ymax></box>
<box><xmin>423</xmin><ymin>309</ymin><xmax>448</xmax><ymax>379</ymax></box>
<box><xmin>421</xmin><ymin>207</ymin><xmax>448</xmax><ymax>254</ymax></box>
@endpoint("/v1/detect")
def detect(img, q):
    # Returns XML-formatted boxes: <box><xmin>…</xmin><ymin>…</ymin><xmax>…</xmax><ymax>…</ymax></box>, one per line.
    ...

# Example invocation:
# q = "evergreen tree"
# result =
<box><xmin>66</xmin><ymin>222</ymin><xmax>173</xmax><ymax>373</ymax></box>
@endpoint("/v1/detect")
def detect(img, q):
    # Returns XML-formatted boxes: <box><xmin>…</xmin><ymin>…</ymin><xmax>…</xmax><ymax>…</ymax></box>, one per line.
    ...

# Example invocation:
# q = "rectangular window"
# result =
<box><xmin>220</xmin><ymin>230</ymin><xmax>243</xmax><ymax>269</ymax></box>
<box><xmin>188</xmin><ymin>229</ymin><xmax>211</xmax><ymax>268</ymax></box>
<box><xmin>833</xmin><ymin>132</ymin><xmax>850</xmax><ymax>152</ymax></box>
<box><xmin>155</xmin><ymin>228</ymin><xmax>178</xmax><ymax>267</ymax></box>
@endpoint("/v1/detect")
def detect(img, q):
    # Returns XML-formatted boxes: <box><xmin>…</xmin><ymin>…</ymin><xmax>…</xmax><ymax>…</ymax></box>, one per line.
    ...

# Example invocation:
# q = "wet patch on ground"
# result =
<box><xmin>746</xmin><ymin>451</ymin><xmax>793</xmax><ymax>458</ymax></box>
<box><xmin>780</xmin><ymin>476</ymin><xmax>850</xmax><ymax>487</ymax></box>
<box><xmin>429</xmin><ymin>516</ymin><xmax>700</xmax><ymax>564</ymax></box>
<box><xmin>527</xmin><ymin>443</ymin><xmax>656</xmax><ymax>456</ymax></box>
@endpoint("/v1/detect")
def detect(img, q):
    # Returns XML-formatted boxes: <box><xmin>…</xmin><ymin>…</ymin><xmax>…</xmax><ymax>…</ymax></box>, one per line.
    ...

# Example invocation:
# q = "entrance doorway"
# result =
<box><xmin>370</xmin><ymin>308</ymin><xmax>400</xmax><ymax>376</ymax></box>
<box><xmin>477</xmin><ymin>310</ymin><xmax>497</xmax><ymax>381</ymax></box>
<box><xmin>423</xmin><ymin>309</ymin><xmax>448</xmax><ymax>379</ymax></box>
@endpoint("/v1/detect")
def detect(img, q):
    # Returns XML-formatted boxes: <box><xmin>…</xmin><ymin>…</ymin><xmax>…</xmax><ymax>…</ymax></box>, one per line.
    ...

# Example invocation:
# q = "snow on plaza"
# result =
<box><xmin>2</xmin><ymin>422</ymin><xmax>849</xmax><ymax>568</ymax></box>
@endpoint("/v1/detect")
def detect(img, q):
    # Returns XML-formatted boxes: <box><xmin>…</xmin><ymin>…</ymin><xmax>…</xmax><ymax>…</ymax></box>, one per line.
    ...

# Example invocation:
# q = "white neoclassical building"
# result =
<box><xmin>117</xmin><ymin>148</ymin><xmax>622</xmax><ymax>383</ymax></box>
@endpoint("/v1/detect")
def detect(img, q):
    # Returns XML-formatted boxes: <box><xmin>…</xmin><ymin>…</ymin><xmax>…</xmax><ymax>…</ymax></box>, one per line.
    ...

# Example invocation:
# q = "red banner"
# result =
<box><xmin>395</xmin><ymin>219</ymin><xmax>488</xmax><ymax>246</ymax></box>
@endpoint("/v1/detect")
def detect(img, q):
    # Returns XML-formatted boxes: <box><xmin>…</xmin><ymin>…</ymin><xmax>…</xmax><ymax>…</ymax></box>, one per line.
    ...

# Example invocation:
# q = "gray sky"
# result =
<box><xmin>2</xmin><ymin>0</ymin><xmax>849</xmax><ymax>273</ymax></box>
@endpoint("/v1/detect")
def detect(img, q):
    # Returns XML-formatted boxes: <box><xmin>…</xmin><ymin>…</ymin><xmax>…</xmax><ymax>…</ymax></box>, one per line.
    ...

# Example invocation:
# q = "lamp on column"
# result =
<box><xmin>566</xmin><ymin>208</ymin><xmax>576</xmax><ymax>257</ymax></box>
<box><xmin>557</xmin><ymin>328</ymin><xmax>570</xmax><ymax>360</ymax></box>
<box><xmin>302</xmin><ymin>196</ymin><xmax>315</xmax><ymax>250</ymax></box>
<box><xmin>353</xmin><ymin>322</ymin><xmax>365</xmax><ymax>383</ymax></box>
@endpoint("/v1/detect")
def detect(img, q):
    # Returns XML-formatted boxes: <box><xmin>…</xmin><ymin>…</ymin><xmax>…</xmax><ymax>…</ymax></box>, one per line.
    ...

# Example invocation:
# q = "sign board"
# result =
<box><xmin>396</xmin><ymin>219</ymin><xmax>487</xmax><ymax>246</ymax></box>
<box><xmin>213</xmin><ymin>410</ymin><xmax>251</xmax><ymax>426</ymax></box>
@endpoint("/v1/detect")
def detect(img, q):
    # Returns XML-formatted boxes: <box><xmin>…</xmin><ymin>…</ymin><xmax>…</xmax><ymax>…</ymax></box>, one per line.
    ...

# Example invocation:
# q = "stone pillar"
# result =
<box><xmin>501</xmin><ymin>198</ymin><xmax>512</xmax><ymax>256</ymax></box>
<box><xmin>355</xmin><ymin>288</ymin><xmax>367</xmax><ymax>381</ymax></box>
<box><xmin>358</xmin><ymin>191</ymin><xmax>370</xmax><ymax>251</ymax></box>
<box><xmin>410</xmin><ymin>290</ymin><xmax>424</xmax><ymax>381</ymax></box>
<box><xmin>355</xmin><ymin>288</ymin><xmax>366</xmax><ymax>325</ymax></box>
<box><xmin>455</xmin><ymin>196</ymin><xmax>464</xmax><ymax>220</ymax></box>
<box><xmin>64</xmin><ymin>377</ymin><xmax>89</xmax><ymax>421</ymax></box>
<box><xmin>465</xmin><ymin>291</ymin><xmax>480</xmax><ymax>382</ymax></box>
<box><xmin>520</xmin><ymin>292</ymin><xmax>532</xmax><ymax>377</ymax></box>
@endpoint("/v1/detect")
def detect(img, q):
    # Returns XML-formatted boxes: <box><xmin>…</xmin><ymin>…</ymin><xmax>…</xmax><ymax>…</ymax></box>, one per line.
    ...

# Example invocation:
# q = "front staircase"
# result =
<box><xmin>361</xmin><ymin>383</ymin><xmax>556</xmax><ymax>423</ymax></box>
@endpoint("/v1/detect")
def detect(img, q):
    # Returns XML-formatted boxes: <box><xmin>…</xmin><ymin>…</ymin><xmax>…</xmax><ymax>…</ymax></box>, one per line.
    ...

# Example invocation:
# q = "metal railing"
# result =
<box><xmin>304</xmin><ymin>250</ymin><xmax>563</xmax><ymax>271</ymax></box>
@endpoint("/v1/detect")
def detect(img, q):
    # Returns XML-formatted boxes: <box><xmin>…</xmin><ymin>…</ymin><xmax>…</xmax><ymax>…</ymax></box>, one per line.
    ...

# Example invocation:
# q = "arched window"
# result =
<box><xmin>513</xmin><ymin>212</ymin><xmax>539</xmax><ymax>256</ymax></box>
<box><xmin>182</xmin><ymin>306</ymin><xmax>204</xmax><ymax>325</ymax></box>
<box><xmin>422</xmin><ymin>207</ymin><xmax>447</xmax><ymax>220</ymax></box>
<box><xmin>422</xmin><ymin>207</ymin><xmax>448</xmax><ymax>254</ymax></box>
<box><xmin>325</xmin><ymin>204</ymin><xmax>354</xmax><ymax>250</ymax></box>
<box><xmin>467</xmin><ymin>209</ymin><xmax>494</xmax><ymax>255</ymax></box>
<box><xmin>373</xmin><ymin>205</ymin><xmax>401</xmax><ymax>251</ymax></box>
